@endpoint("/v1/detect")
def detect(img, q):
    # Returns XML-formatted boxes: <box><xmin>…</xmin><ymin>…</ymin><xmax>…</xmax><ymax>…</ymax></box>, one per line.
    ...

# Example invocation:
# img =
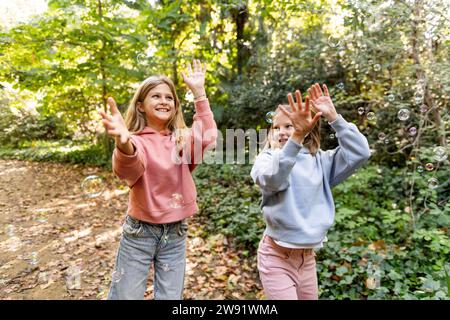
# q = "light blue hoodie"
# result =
<box><xmin>250</xmin><ymin>114</ymin><xmax>371</xmax><ymax>245</ymax></box>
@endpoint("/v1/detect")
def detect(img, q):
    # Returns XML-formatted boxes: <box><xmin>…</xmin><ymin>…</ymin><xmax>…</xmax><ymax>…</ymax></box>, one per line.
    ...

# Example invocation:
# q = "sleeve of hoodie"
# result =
<box><xmin>112</xmin><ymin>135</ymin><xmax>147</xmax><ymax>187</ymax></box>
<box><xmin>188</xmin><ymin>98</ymin><xmax>218</xmax><ymax>172</ymax></box>
<box><xmin>322</xmin><ymin>114</ymin><xmax>371</xmax><ymax>187</ymax></box>
<box><xmin>250</xmin><ymin>138</ymin><xmax>302</xmax><ymax>196</ymax></box>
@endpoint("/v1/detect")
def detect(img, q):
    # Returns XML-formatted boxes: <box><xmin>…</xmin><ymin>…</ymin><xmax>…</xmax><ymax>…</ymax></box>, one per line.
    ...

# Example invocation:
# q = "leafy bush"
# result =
<box><xmin>0</xmin><ymin>140</ymin><xmax>111</xmax><ymax>168</ymax></box>
<box><xmin>195</xmin><ymin>162</ymin><xmax>449</xmax><ymax>299</ymax></box>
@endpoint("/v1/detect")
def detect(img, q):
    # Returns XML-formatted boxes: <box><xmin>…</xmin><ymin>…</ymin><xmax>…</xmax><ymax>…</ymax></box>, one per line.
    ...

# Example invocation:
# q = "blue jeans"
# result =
<box><xmin>107</xmin><ymin>215</ymin><xmax>188</xmax><ymax>300</ymax></box>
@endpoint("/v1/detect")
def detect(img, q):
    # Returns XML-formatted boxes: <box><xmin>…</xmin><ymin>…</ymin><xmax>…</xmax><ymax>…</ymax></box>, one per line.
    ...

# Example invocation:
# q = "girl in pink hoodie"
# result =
<box><xmin>99</xmin><ymin>60</ymin><xmax>217</xmax><ymax>300</ymax></box>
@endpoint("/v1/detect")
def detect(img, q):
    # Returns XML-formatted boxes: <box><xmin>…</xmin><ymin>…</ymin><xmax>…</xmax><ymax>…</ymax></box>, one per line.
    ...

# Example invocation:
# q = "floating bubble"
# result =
<box><xmin>391</xmin><ymin>203</ymin><xmax>397</xmax><ymax>209</ymax></box>
<box><xmin>81</xmin><ymin>175</ymin><xmax>105</xmax><ymax>198</ymax></box>
<box><xmin>367</xmin><ymin>112</ymin><xmax>376</xmax><ymax>121</ymax></box>
<box><xmin>112</xmin><ymin>268</ymin><xmax>125</xmax><ymax>283</ymax></box>
<box><xmin>397</xmin><ymin>109</ymin><xmax>410</xmax><ymax>121</ymax></box>
<box><xmin>329</xmin><ymin>134</ymin><xmax>335</xmax><ymax>139</ymax></box>
<box><xmin>420</xmin><ymin>104</ymin><xmax>428</xmax><ymax>113</ymax></box>
<box><xmin>169</xmin><ymin>193</ymin><xmax>184</xmax><ymax>209</ymax></box>
<box><xmin>373</xmin><ymin>64</ymin><xmax>381</xmax><ymax>71</ymax></box>
<box><xmin>428</xmin><ymin>178</ymin><xmax>438</xmax><ymax>189</ymax></box>
<box><xmin>358</xmin><ymin>107</ymin><xmax>365</xmax><ymax>115</ymax></box>
<box><xmin>185</xmin><ymin>91</ymin><xmax>194</xmax><ymax>102</ymax></box>
<box><xmin>417</xmin><ymin>165</ymin><xmax>424</xmax><ymax>173</ymax></box>
<box><xmin>378</xmin><ymin>132</ymin><xmax>386</xmax><ymax>141</ymax></box>
<box><xmin>408</xmin><ymin>127</ymin><xmax>417</xmax><ymax>136</ymax></box>
<box><xmin>425</xmin><ymin>163</ymin><xmax>434</xmax><ymax>171</ymax></box>
<box><xmin>136</xmin><ymin>53</ymin><xmax>147</xmax><ymax>64</ymax></box>
<box><xmin>6</xmin><ymin>225</ymin><xmax>15</xmax><ymax>237</ymax></box>
<box><xmin>433</xmin><ymin>146</ymin><xmax>447</xmax><ymax>162</ymax></box>
<box><xmin>327</xmin><ymin>36</ymin><xmax>341</xmax><ymax>48</ymax></box>
<box><xmin>29</xmin><ymin>252</ymin><xmax>39</xmax><ymax>266</ymax></box>
<box><xmin>414</xmin><ymin>92</ymin><xmax>424</xmax><ymax>104</ymax></box>
<box><xmin>266</xmin><ymin>111</ymin><xmax>276</xmax><ymax>124</ymax></box>
<box><xmin>384</xmin><ymin>138</ymin><xmax>389</xmax><ymax>144</ymax></box>
<box><xmin>387</xmin><ymin>94</ymin><xmax>395</xmax><ymax>102</ymax></box>
<box><xmin>337</xmin><ymin>82</ymin><xmax>345</xmax><ymax>90</ymax></box>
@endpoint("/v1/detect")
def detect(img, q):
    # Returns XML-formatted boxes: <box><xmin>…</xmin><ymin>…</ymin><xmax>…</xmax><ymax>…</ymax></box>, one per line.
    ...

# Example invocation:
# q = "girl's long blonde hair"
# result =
<box><xmin>264</xmin><ymin>105</ymin><xmax>321</xmax><ymax>156</ymax></box>
<box><xmin>124</xmin><ymin>75</ymin><xmax>189</xmax><ymax>148</ymax></box>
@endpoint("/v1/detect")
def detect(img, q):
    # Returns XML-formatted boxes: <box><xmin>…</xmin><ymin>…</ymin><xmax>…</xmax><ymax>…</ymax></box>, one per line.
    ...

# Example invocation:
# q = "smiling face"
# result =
<box><xmin>137</xmin><ymin>83</ymin><xmax>175</xmax><ymax>130</ymax></box>
<box><xmin>273</xmin><ymin>112</ymin><xmax>295</xmax><ymax>148</ymax></box>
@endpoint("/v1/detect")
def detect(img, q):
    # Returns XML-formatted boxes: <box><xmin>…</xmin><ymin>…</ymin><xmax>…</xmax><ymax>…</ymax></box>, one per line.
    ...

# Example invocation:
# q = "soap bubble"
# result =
<box><xmin>327</xmin><ymin>36</ymin><xmax>341</xmax><ymax>48</ymax></box>
<box><xmin>408</xmin><ymin>127</ymin><xmax>417</xmax><ymax>136</ymax></box>
<box><xmin>329</xmin><ymin>134</ymin><xmax>335</xmax><ymax>139</ymax></box>
<box><xmin>414</xmin><ymin>92</ymin><xmax>424</xmax><ymax>104</ymax></box>
<box><xmin>397</xmin><ymin>109</ymin><xmax>410</xmax><ymax>121</ymax></box>
<box><xmin>373</xmin><ymin>64</ymin><xmax>381</xmax><ymax>71</ymax></box>
<box><xmin>337</xmin><ymin>82</ymin><xmax>345</xmax><ymax>90</ymax></box>
<box><xmin>427</xmin><ymin>178</ymin><xmax>438</xmax><ymax>189</ymax></box>
<box><xmin>81</xmin><ymin>175</ymin><xmax>105</xmax><ymax>198</ymax></box>
<box><xmin>6</xmin><ymin>225</ymin><xmax>15</xmax><ymax>237</ymax></box>
<box><xmin>358</xmin><ymin>107</ymin><xmax>365</xmax><ymax>115</ymax></box>
<box><xmin>367</xmin><ymin>112</ymin><xmax>376</xmax><ymax>121</ymax></box>
<box><xmin>417</xmin><ymin>165</ymin><xmax>424</xmax><ymax>173</ymax></box>
<box><xmin>29</xmin><ymin>252</ymin><xmax>39</xmax><ymax>266</ymax></box>
<box><xmin>433</xmin><ymin>146</ymin><xmax>447</xmax><ymax>162</ymax></box>
<box><xmin>420</xmin><ymin>104</ymin><xmax>428</xmax><ymax>113</ymax></box>
<box><xmin>266</xmin><ymin>111</ymin><xmax>276</xmax><ymax>124</ymax></box>
<box><xmin>185</xmin><ymin>91</ymin><xmax>194</xmax><ymax>102</ymax></box>
<box><xmin>136</xmin><ymin>53</ymin><xmax>147</xmax><ymax>64</ymax></box>
<box><xmin>378</xmin><ymin>132</ymin><xmax>386</xmax><ymax>141</ymax></box>
<box><xmin>384</xmin><ymin>138</ymin><xmax>389</xmax><ymax>144</ymax></box>
<box><xmin>425</xmin><ymin>163</ymin><xmax>434</xmax><ymax>171</ymax></box>
<box><xmin>387</xmin><ymin>94</ymin><xmax>395</xmax><ymax>102</ymax></box>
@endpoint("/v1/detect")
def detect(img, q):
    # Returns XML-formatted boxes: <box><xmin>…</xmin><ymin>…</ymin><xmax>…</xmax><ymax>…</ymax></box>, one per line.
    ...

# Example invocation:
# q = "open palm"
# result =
<box><xmin>99</xmin><ymin>97</ymin><xmax>130</xmax><ymax>144</ymax></box>
<box><xmin>307</xmin><ymin>83</ymin><xmax>337</xmax><ymax>122</ymax></box>
<box><xmin>181</xmin><ymin>59</ymin><xmax>206</xmax><ymax>96</ymax></box>
<box><xmin>279</xmin><ymin>90</ymin><xmax>322</xmax><ymax>138</ymax></box>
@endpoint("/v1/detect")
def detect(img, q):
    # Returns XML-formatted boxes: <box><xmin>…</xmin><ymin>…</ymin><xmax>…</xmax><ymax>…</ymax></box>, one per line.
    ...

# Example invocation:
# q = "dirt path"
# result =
<box><xmin>0</xmin><ymin>160</ymin><xmax>263</xmax><ymax>300</ymax></box>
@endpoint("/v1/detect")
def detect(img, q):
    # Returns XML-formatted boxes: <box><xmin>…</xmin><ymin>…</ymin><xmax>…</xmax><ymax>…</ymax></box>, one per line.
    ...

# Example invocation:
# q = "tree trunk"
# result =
<box><xmin>231</xmin><ymin>3</ymin><xmax>249</xmax><ymax>76</ymax></box>
<box><xmin>98</xmin><ymin>0</ymin><xmax>113</xmax><ymax>155</ymax></box>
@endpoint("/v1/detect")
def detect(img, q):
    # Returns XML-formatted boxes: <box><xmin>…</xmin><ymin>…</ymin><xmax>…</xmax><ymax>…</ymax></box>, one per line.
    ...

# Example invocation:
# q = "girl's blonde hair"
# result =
<box><xmin>264</xmin><ymin>105</ymin><xmax>321</xmax><ymax>156</ymax></box>
<box><xmin>124</xmin><ymin>75</ymin><xmax>189</xmax><ymax>148</ymax></box>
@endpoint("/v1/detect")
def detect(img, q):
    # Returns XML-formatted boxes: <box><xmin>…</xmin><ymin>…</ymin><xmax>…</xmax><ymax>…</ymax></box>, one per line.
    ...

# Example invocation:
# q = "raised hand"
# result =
<box><xmin>307</xmin><ymin>83</ymin><xmax>338</xmax><ymax>122</ymax></box>
<box><xmin>181</xmin><ymin>59</ymin><xmax>206</xmax><ymax>99</ymax></box>
<box><xmin>99</xmin><ymin>97</ymin><xmax>131</xmax><ymax>149</ymax></box>
<box><xmin>279</xmin><ymin>90</ymin><xmax>322</xmax><ymax>144</ymax></box>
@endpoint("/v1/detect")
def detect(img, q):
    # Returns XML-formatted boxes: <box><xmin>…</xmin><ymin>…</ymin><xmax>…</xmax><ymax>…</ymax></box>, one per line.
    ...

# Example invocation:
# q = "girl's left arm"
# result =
<box><xmin>181</xmin><ymin>60</ymin><xmax>218</xmax><ymax>171</ymax></box>
<box><xmin>307</xmin><ymin>83</ymin><xmax>370</xmax><ymax>186</ymax></box>
<box><xmin>323</xmin><ymin>115</ymin><xmax>371</xmax><ymax>187</ymax></box>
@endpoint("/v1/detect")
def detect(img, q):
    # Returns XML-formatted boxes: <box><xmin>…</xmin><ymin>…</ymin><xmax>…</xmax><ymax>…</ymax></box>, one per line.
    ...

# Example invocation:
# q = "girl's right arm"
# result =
<box><xmin>251</xmin><ymin>138</ymin><xmax>302</xmax><ymax>195</ymax></box>
<box><xmin>99</xmin><ymin>97</ymin><xmax>146</xmax><ymax>186</ymax></box>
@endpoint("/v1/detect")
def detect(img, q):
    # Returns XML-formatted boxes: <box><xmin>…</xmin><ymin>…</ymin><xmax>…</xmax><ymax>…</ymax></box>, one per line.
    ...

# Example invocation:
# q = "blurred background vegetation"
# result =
<box><xmin>0</xmin><ymin>0</ymin><xmax>448</xmax><ymax>299</ymax></box>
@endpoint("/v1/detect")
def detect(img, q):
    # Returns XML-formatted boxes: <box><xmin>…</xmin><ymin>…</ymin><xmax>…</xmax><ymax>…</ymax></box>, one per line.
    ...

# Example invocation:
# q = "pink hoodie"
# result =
<box><xmin>112</xmin><ymin>99</ymin><xmax>217</xmax><ymax>224</ymax></box>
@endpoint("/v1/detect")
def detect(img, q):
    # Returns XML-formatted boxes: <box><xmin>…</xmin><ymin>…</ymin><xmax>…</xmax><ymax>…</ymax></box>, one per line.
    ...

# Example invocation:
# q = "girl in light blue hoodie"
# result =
<box><xmin>251</xmin><ymin>83</ymin><xmax>371</xmax><ymax>300</ymax></box>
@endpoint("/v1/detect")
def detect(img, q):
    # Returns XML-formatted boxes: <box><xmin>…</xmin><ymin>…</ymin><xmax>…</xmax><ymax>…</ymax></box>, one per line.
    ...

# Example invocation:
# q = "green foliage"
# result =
<box><xmin>194</xmin><ymin>162</ymin><xmax>449</xmax><ymax>299</ymax></box>
<box><xmin>194</xmin><ymin>164</ymin><xmax>265</xmax><ymax>247</ymax></box>
<box><xmin>0</xmin><ymin>140</ymin><xmax>111</xmax><ymax>168</ymax></box>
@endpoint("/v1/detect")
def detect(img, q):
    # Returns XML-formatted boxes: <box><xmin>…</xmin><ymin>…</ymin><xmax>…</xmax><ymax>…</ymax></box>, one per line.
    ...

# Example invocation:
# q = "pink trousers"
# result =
<box><xmin>257</xmin><ymin>235</ymin><xmax>318</xmax><ymax>300</ymax></box>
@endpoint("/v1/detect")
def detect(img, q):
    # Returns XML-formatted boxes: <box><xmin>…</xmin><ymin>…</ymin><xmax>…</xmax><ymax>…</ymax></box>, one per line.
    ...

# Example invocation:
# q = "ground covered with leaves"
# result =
<box><xmin>0</xmin><ymin>160</ymin><xmax>263</xmax><ymax>300</ymax></box>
